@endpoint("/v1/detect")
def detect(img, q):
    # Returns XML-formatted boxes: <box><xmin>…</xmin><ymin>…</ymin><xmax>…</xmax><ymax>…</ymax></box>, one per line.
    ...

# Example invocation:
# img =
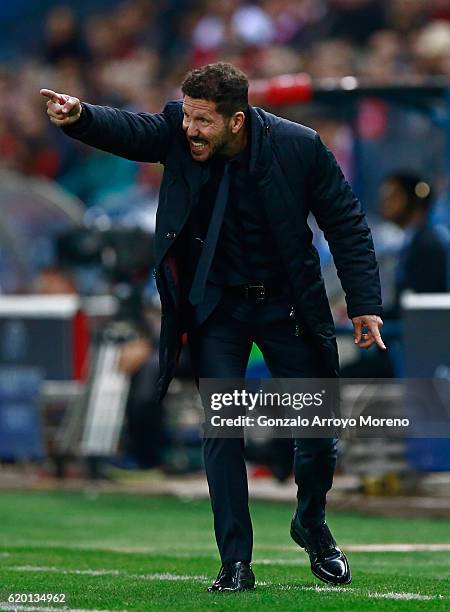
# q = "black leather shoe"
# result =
<box><xmin>290</xmin><ymin>514</ymin><xmax>352</xmax><ymax>585</ymax></box>
<box><xmin>208</xmin><ymin>561</ymin><xmax>256</xmax><ymax>592</ymax></box>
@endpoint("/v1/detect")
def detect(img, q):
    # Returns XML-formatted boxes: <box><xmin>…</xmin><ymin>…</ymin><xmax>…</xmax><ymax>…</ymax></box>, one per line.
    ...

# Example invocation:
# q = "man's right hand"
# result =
<box><xmin>40</xmin><ymin>89</ymin><xmax>82</xmax><ymax>127</ymax></box>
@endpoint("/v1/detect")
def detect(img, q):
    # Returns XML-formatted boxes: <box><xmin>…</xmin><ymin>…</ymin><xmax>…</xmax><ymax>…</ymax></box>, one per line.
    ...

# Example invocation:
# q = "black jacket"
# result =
<box><xmin>64</xmin><ymin>100</ymin><xmax>382</xmax><ymax>399</ymax></box>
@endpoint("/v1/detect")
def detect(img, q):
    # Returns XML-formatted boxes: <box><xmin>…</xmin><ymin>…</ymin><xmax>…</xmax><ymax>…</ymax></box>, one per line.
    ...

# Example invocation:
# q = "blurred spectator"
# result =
<box><xmin>363</xmin><ymin>30</ymin><xmax>404</xmax><ymax>84</ymax></box>
<box><xmin>385</xmin><ymin>0</ymin><xmax>428</xmax><ymax>36</ymax></box>
<box><xmin>231</xmin><ymin>3</ymin><xmax>275</xmax><ymax>47</ymax></box>
<box><xmin>305</xmin><ymin>39</ymin><xmax>354</xmax><ymax>78</ymax></box>
<box><xmin>342</xmin><ymin>172</ymin><xmax>448</xmax><ymax>378</ymax></box>
<box><xmin>413</xmin><ymin>20</ymin><xmax>450</xmax><ymax>76</ymax></box>
<box><xmin>191</xmin><ymin>1</ymin><xmax>233</xmax><ymax>58</ymax></box>
<box><xmin>33</xmin><ymin>266</ymin><xmax>78</xmax><ymax>295</ymax></box>
<box><xmin>43</xmin><ymin>5</ymin><xmax>88</xmax><ymax>66</ymax></box>
<box><xmin>319</xmin><ymin>0</ymin><xmax>387</xmax><ymax>46</ymax></box>
<box><xmin>263</xmin><ymin>0</ymin><xmax>323</xmax><ymax>46</ymax></box>
<box><xmin>379</xmin><ymin>172</ymin><xmax>448</xmax><ymax>318</ymax></box>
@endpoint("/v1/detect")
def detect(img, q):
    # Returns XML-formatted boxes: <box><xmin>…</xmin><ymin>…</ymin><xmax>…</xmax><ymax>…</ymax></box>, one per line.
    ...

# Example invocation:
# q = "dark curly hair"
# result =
<box><xmin>181</xmin><ymin>62</ymin><xmax>249</xmax><ymax>118</ymax></box>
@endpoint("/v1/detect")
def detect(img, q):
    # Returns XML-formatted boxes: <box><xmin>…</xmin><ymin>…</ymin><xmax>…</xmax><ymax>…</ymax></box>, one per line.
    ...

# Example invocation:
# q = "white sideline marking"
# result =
<box><xmin>275</xmin><ymin>584</ymin><xmax>352</xmax><ymax>593</ymax></box>
<box><xmin>266</xmin><ymin>584</ymin><xmax>445</xmax><ymax>601</ymax></box>
<box><xmin>4</xmin><ymin>566</ymin><xmax>446</xmax><ymax>602</ymax></box>
<box><xmin>369</xmin><ymin>591</ymin><xmax>440</xmax><ymax>601</ymax></box>
<box><xmin>346</xmin><ymin>543</ymin><xmax>450</xmax><ymax>552</ymax></box>
<box><xmin>9</xmin><ymin>565</ymin><xmax>121</xmax><ymax>577</ymax></box>
<box><xmin>7</xmin><ymin>565</ymin><xmax>208</xmax><ymax>582</ymax></box>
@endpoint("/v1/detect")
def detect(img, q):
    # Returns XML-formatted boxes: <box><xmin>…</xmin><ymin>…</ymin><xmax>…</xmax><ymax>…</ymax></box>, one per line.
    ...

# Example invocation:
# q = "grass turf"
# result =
<box><xmin>0</xmin><ymin>490</ymin><xmax>449</xmax><ymax>610</ymax></box>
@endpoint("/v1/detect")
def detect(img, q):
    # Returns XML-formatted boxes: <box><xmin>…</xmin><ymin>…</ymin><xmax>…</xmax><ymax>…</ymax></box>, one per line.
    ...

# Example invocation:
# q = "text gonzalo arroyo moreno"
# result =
<box><xmin>208</xmin><ymin>389</ymin><xmax>410</xmax><ymax>430</ymax></box>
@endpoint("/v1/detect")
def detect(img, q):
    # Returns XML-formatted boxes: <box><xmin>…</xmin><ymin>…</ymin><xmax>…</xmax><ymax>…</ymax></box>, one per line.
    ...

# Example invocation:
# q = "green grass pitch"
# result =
<box><xmin>1</xmin><ymin>490</ymin><xmax>449</xmax><ymax>610</ymax></box>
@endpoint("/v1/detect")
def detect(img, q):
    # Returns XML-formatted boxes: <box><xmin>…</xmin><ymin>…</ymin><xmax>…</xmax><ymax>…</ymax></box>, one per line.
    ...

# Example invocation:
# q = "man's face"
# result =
<box><xmin>379</xmin><ymin>180</ymin><xmax>408</xmax><ymax>224</ymax></box>
<box><xmin>182</xmin><ymin>96</ymin><xmax>232</xmax><ymax>162</ymax></box>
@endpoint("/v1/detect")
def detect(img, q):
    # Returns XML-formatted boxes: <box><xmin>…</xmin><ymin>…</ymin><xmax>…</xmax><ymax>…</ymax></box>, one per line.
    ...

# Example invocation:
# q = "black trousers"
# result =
<box><xmin>188</xmin><ymin>297</ymin><xmax>338</xmax><ymax>564</ymax></box>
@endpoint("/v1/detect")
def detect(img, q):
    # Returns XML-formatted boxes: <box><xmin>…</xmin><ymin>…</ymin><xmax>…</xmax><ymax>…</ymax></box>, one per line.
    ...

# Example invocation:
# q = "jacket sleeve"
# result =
<box><xmin>62</xmin><ymin>102</ymin><xmax>173</xmax><ymax>163</ymax></box>
<box><xmin>309</xmin><ymin>134</ymin><xmax>383</xmax><ymax>319</ymax></box>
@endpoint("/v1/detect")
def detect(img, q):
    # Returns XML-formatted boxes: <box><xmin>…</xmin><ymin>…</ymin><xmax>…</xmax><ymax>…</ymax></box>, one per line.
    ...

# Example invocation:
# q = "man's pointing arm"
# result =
<box><xmin>40</xmin><ymin>88</ymin><xmax>172</xmax><ymax>163</ymax></box>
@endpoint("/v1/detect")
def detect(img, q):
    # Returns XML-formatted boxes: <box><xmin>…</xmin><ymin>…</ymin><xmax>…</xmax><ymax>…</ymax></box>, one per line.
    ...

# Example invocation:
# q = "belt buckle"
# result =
<box><xmin>245</xmin><ymin>283</ymin><xmax>266</xmax><ymax>303</ymax></box>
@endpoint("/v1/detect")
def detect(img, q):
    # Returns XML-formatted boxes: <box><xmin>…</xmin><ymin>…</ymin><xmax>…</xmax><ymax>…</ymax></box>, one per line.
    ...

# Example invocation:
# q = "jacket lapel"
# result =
<box><xmin>179</xmin><ymin>140</ymin><xmax>205</xmax><ymax>210</ymax></box>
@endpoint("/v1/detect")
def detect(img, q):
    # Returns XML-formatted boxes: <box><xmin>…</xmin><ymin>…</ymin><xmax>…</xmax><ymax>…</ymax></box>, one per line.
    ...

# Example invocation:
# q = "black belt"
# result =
<box><xmin>225</xmin><ymin>282</ymin><xmax>288</xmax><ymax>303</ymax></box>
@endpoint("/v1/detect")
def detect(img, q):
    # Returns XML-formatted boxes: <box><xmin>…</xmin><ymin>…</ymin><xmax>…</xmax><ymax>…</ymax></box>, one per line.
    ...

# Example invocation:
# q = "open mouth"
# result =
<box><xmin>189</xmin><ymin>139</ymin><xmax>208</xmax><ymax>153</ymax></box>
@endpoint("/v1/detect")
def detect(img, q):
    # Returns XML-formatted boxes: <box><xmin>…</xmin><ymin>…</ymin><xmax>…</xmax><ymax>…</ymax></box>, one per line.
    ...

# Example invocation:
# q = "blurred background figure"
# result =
<box><xmin>33</xmin><ymin>265</ymin><xmax>78</xmax><ymax>295</ymax></box>
<box><xmin>342</xmin><ymin>171</ymin><xmax>448</xmax><ymax>379</ymax></box>
<box><xmin>43</xmin><ymin>5</ymin><xmax>89</xmax><ymax>66</ymax></box>
<box><xmin>379</xmin><ymin>172</ymin><xmax>448</xmax><ymax>319</ymax></box>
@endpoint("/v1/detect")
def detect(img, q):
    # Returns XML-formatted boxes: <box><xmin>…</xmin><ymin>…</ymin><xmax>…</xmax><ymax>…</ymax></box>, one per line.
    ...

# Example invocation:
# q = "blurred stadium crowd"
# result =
<box><xmin>1</xmin><ymin>0</ymin><xmax>450</xmax><ymax>224</ymax></box>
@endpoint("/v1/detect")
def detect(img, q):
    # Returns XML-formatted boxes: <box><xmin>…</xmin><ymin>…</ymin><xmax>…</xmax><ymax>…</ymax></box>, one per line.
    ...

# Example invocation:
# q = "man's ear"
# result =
<box><xmin>229</xmin><ymin>111</ymin><xmax>245</xmax><ymax>134</ymax></box>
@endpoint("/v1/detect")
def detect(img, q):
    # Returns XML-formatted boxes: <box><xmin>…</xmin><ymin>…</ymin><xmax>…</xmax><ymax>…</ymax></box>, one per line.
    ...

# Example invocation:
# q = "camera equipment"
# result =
<box><xmin>56</xmin><ymin>227</ymin><xmax>154</xmax><ymax>281</ymax></box>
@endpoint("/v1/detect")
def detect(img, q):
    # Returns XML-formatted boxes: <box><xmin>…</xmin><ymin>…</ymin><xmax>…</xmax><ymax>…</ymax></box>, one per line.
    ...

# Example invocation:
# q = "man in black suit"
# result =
<box><xmin>41</xmin><ymin>62</ymin><xmax>385</xmax><ymax>592</ymax></box>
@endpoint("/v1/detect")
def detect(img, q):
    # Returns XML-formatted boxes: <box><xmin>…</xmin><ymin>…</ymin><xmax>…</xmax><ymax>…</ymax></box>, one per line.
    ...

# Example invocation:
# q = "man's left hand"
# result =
<box><xmin>352</xmin><ymin>315</ymin><xmax>386</xmax><ymax>350</ymax></box>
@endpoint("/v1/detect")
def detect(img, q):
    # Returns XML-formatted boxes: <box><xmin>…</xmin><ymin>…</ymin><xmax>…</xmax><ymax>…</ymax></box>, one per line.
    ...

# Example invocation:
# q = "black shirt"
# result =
<box><xmin>207</xmin><ymin>140</ymin><xmax>286</xmax><ymax>287</ymax></box>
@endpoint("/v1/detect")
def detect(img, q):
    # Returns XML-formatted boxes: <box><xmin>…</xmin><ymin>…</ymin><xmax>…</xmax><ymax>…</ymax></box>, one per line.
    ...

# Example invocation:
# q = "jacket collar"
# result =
<box><xmin>248</xmin><ymin>105</ymin><xmax>272</xmax><ymax>179</ymax></box>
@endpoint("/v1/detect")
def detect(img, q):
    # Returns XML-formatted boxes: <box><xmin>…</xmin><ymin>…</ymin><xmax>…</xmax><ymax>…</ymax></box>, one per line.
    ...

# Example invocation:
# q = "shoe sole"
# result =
<box><xmin>290</xmin><ymin>521</ymin><xmax>352</xmax><ymax>586</ymax></box>
<box><xmin>311</xmin><ymin>567</ymin><xmax>352</xmax><ymax>586</ymax></box>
